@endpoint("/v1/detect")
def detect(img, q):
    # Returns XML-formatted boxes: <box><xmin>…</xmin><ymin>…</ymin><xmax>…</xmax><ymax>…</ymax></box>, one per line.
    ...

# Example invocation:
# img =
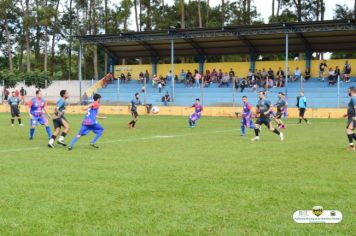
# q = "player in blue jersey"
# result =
<box><xmin>27</xmin><ymin>90</ymin><xmax>52</xmax><ymax>140</ymax></box>
<box><xmin>8</xmin><ymin>91</ymin><xmax>23</xmax><ymax>127</ymax></box>
<box><xmin>48</xmin><ymin>90</ymin><xmax>70</xmax><ymax>148</ymax></box>
<box><xmin>128</xmin><ymin>93</ymin><xmax>142</xmax><ymax>129</ymax></box>
<box><xmin>236</xmin><ymin>96</ymin><xmax>254</xmax><ymax>136</ymax></box>
<box><xmin>251</xmin><ymin>91</ymin><xmax>284</xmax><ymax>141</ymax></box>
<box><xmin>345</xmin><ymin>87</ymin><xmax>356</xmax><ymax>151</ymax></box>
<box><xmin>68</xmin><ymin>94</ymin><xmax>106</xmax><ymax>150</ymax></box>
<box><xmin>187</xmin><ymin>98</ymin><xmax>203</xmax><ymax>128</ymax></box>
<box><xmin>297</xmin><ymin>91</ymin><xmax>309</xmax><ymax>124</ymax></box>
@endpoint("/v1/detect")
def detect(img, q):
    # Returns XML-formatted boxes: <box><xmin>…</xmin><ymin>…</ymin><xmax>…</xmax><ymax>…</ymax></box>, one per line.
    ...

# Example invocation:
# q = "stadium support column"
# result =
<box><xmin>109</xmin><ymin>56</ymin><xmax>114</xmax><ymax>74</ymax></box>
<box><xmin>285</xmin><ymin>30</ymin><xmax>289</xmax><ymax>118</ymax></box>
<box><xmin>170</xmin><ymin>39</ymin><xmax>175</xmax><ymax>102</ymax></box>
<box><xmin>78</xmin><ymin>40</ymin><xmax>83</xmax><ymax>103</ymax></box>
<box><xmin>249</xmin><ymin>52</ymin><xmax>256</xmax><ymax>72</ymax></box>
<box><xmin>151</xmin><ymin>56</ymin><xmax>158</xmax><ymax>77</ymax></box>
<box><xmin>305</xmin><ymin>51</ymin><xmax>311</xmax><ymax>70</ymax></box>
<box><xmin>198</xmin><ymin>55</ymin><xmax>205</xmax><ymax>74</ymax></box>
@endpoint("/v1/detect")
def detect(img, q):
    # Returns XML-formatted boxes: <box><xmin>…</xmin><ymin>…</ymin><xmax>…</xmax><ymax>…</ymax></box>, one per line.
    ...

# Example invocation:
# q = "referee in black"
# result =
<box><xmin>8</xmin><ymin>91</ymin><xmax>23</xmax><ymax>127</ymax></box>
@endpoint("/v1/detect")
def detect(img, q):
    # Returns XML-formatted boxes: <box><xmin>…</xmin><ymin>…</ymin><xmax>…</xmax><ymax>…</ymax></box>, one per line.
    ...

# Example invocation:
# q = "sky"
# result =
<box><xmin>112</xmin><ymin>0</ymin><xmax>355</xmax><ymax>30</ymax></box>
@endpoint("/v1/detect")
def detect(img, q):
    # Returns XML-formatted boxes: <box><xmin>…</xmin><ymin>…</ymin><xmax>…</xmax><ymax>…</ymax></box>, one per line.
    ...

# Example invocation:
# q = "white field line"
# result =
<box><xmin>0</xmin><ymin>129</ymin><xmax>239</xmax><ymax>154</ymax></box>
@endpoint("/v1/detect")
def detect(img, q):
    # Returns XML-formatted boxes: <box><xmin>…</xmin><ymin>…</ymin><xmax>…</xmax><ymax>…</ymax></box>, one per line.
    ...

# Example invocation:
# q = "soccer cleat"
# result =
<box><xmin>57</xmin><ymin>140</ymin><xmax>67</xmax><ymax>146</ymax></box>
<box><xmin>251</xmin><ymin>136</ymin><xmax>260</xmax><ymax>141</ymax></box>
<box><xmin>280</xmin><ymin>132</ymin><xmax>284</xmax><ymax>141</ymax></box>
<box><xmin>19</xmin><ymin>124</ymin><xmax>24</xmax><ymax>126</ymax></box>
<box><xmin>68</xmin><ymin>146</ymin><xmax>73</xmax><ymax>151</ymax></box>
<box><xmin>90</xmin><ymin>143</ymin><xmax>99</xmax><ymax>149</ymax></box>
<box><xmin>347</xmin><ymin>146</ymin><xmax>356</xmax><ymax>151</ymax></box>
<box><xmin>48</xmin><ymin>142</ymin><xmax>54</xmax><ymax>148</ymax></box>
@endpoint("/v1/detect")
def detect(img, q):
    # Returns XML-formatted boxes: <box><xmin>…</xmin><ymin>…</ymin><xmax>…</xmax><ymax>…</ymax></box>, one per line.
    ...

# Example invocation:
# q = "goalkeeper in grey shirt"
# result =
<box><xmin>8</xmin><ymin>91</ymin><xmax>23</xmax><ymax>127</ymax></box>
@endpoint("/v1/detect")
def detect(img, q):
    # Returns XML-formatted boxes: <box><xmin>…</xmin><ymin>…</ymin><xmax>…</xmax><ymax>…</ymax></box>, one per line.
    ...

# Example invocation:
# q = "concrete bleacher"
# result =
<box><xmin>98</xmin><ymin>79</ymin><xmax>356</xmax><ymax>108</ymax></box>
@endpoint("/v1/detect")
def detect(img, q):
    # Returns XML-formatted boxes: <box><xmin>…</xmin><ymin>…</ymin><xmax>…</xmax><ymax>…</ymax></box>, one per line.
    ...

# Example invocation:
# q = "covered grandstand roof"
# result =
<box><xmin>77</xmin><ymin>20</ymin><xmax>356</xmax><ymax>59</ymax></box>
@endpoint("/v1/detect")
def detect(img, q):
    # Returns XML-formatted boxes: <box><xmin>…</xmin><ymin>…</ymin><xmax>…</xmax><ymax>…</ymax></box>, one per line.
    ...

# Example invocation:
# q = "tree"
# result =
<box><xmin>23</xmin><ymin>0</ymin><xmax>32</xmax><ymax>72</ymax></box>
<box><xmin>22</xmin><ymin>70</ymin><xmax>53</xmax><ymax>89</ymax></box>
<box><xmin>334</xmin><ymin>4</ymin><xmax>354</xmax><ymax>20</ymax></box>
<box><xmin>0</xmin><ymin>0</ymin><xmax>15</xmax><ymax>73</ymax></box>
<box><xmin>180</xmin><ymin>0</ymin><xmax>185</xmax><ymax>29</ymax></box>
<box><xmin>197</xmin><ymin>0</ymin><xmax>202</xmax><ymax>28</ymax></box>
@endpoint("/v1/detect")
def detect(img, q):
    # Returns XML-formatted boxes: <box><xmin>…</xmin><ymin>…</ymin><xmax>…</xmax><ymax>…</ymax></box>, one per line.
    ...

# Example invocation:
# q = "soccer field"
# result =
<box><xmin>0</xmin><ymin>113</ymin><xmax>355</xmax><ymax>235</ymax></box>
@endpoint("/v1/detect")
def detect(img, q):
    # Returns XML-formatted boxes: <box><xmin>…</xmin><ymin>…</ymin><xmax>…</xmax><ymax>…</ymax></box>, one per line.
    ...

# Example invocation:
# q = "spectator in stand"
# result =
<box><xmin>229</xmin><ymin>68</ymin><xmax>235</xmax><ymax>81</ymax></box>
<box><xmin>292</xmin><ymin>67</ymin><xmax>302</xmax><ymax>82</ymax></box>
<box><xmin>343</xmin><ymin>60</ymin><xmax>352</xmax><ymax>82</ymax></box>
<box><xmin>305</xmin><ymin>67</ymin><xmax>311</xmax><ymax>81</ymax></box>
<box><xmin>204</xmin><ymin>69</ymin><xmax>212</xmax><ymax>87</ymax></box>
<box><xmin>20</xmin><ymin>87</ymin><xmax>27</xmax><ymax>104</ymax></box>
<box><xmin>139</xmin><ymin>72</ymin><xmax>144</xmax><ymax>84</ymax></box>
<box><xmin>152</xmin><ymin>74</ymin><xmax>159</xmax><ymax>87</ymax></box>
<box><xmin>267</xmin><ymin>67</ymin><xmax>275</xmax><ymax>81</ymax></box>
<box><xmin>335</xmin><ymin>66</ymin><xmax>341</xmax><ymax>81</ymax></box>
<box><xmin>211</xmin><ymin>69</ymin><xmax>217</xmax><ymax>82</ymax></box>
<box><xmin>194</xmin><ymin>69</ymin><xmax>201</xmax><ymax>88</ymax></box>
<box><xmin>120</xmin><ymin>73</ymin><xmax>126</xmax><ymax>83</ymax></box>
<box><xmin>15</xmin><ymin>90</ymin><xmax>20</xmax><ymax>97</ymax></box>
<box><xmin>239</xmin><ymin>78</ymin><xmax>248</xmax><ymax>92</ymax></box>
<box><xmin>319</xmin><ymin>60</ymin><xmax>327</xmax><ymax>81</ymax></box>
<box><xmin>167</xmin><ymin>70</ymin><xmax>172</xmax><ymax>81</ymax></box>
<box><xmin>162</xmin><ymin>91</ymin><xmax>170</xmax><ymax>106</ymax></box>
<box><xmin>267</xmin><ymin>77</ymin><xmax>274</xmax><ymax>89</ymax></box>
<box><xmin>185</xmin><ymin>70</ymin><xmax>193</xmax><ymax>87</ymax></box>
<box><xmin>3</xmin><ymin>88</ymin><xmax>9</xmax><ymax>104</ymax></box>
<box><xmin>328</xmin><ymin>67</ymin><xmax>336</xmax><ymax>85</ymax></box>
<box><xmin>218</xmin><ymin>69</ymin><xmax>223</xmax><ymax>83</ymax></box>
<box><xmin>126</xmin><ymin>72</ymin><xmax>132</xmax><ymax>81</ymax></box>
<box><xmin>82</xmin><ymin>92</ymin><xmax>89</xmax><ymax>105</ymax></box>
<box><xmin>276</xmin><ymin>67</ymin><xmax>285</xmax><ymax>87</ymax></box>
<box><xmin>179</xmin><ymin>69</ymin><xmax>186</xmax><ymax>83</ymax></box>
<box><xmin>174</xmin><ymin>75</ymin><xmax>179</xmax><ymax>82</ymax></box>
<box><xmin>261</xmin><ymin>68</ymin><xmax>267</xmax><ymax>80</ymax></box>
<box><xmin>219</xmin><ymin>73</ymin><xmax>230</xmax><ymax>87</ymax></box>
<box><xmin>144</xmin><ymin>70</ymin><xmax>150</xmax><ymax>83</ymax></box>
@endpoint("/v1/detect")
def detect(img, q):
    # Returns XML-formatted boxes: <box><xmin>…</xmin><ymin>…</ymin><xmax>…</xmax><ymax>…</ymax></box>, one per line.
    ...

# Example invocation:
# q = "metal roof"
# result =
<box><xmin>77</xmin><ymin>20</ymin><xmax>356</xmax><ymax>59</ymax></box>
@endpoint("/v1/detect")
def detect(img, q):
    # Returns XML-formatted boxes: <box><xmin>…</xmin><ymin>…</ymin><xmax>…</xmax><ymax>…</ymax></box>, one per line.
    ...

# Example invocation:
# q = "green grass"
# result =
<box><xmin>0</xmin><ymin>113</ymin><xmax>355</xmax><ymax>235</ymax></box>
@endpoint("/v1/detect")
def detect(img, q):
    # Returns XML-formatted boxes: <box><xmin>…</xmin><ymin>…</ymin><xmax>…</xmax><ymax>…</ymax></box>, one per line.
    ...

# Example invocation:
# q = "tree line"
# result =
<box><xmin>0</xmin><ymin>0</ymin><xmax>355</xmax><ymax>87</ymax></box>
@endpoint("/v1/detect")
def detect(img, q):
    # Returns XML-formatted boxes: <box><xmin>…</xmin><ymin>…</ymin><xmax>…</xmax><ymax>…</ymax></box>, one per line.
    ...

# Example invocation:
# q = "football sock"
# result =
<box><xmin>51</xmin><ymin>135</ymin><xmax>57</xmax><ymax>141</ymax></box>
<box><xmin>298</xmin><ymin>119</ymin><xmax>302</xmax><ymax>123</ymax></box>
<box><xmin>70</xmin><ymin>136</ymin><xmax>79</xmax><ymax>147</ymax></box>
<box><xmin>347</xmin><ymin>134</ymin><xmax>354</xmax><ymax>145</ymax></box>
<box><xmin>353</xmin><ymin>133</ymin><xmax>356</xmax><ymax>140</ymax></box>
<box><xmin>18</xmin><ymin>118</ymin><xmax>22</xmax><ymax>124</ymax></box>
<box><xmin>30</xmin><ymin>128</ymin><xmax>35</xmax><ymax>138</ymax></box>
<box><xmin>273</xmin><ymin>129</ymin><xmax>280</xmax><ymax>135</ymax></box>
<box><xmin>304</xmin><ymin>118</ymin><xmax>308</xmax><ymax>122</ymax></box>
<box><xmin>254</xmin><ymin>128</ymin><xmax>260</xmax><ymax>136</ymax></box>
<box><xmin>241</xmin><ymin>125</ymin><xmax>245</xmax><ymax>135</ymax></box>
<box><xmin>11</xmin><ymin>119</ymin><xmax>14</xmax><ymax>125</ymax></box>
<box><xmin>91</xmin><ymin>133</ymin><xmax>103</xmax><ymax>144</ymax></box>
<box><xmin>132</xmin><ymin>121</ymin><xmax>136</xmax><ymax>127</ymax></box>
<box><xmin>45</xmin><ymin>126</ymin><xmax>52</xmax><ymax>139</ymax></box>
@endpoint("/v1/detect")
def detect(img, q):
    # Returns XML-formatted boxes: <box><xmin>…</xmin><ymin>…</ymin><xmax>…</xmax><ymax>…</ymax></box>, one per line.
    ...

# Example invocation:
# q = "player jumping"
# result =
<box><xmin>345</xmin><ymin>86</ymin><xmax>356</xmax><ymax>151</ymax></box>
<box><xmin>128</xmin><ymin>93</ymin><xmax>142</xmax><ymax>129</ymax></box>
<box><xmin>8</xmin><ymin>91</ymin><xmax>23</xmax><ymax>127</ymax></box>
<box><xmin>68</xmin><ymin>94</ymin><xmax>105</xmax><ymax>150</ymax></box>
<box><xmin>251</xmin><ymin>91</ymin><xmax>284</xmax><ymax>141</ymax></box>
<box><xmin>27</xmin><ymin>90</ymin><xmax>52</xmax><ymax>140</ymax></box>
<box><xmin>48</xmin><ymin>90</ymin><xmax>70</xmax><ymax>148</ymax></box>
<box><xmin>188</xmin><ymin>98</ymin><xmax>203</xmax><ymax>128</ymax></box>
<box><xmin>236</xmin><ymin>96</ymin><xmax>254</xmax><ymax>136</ymax></box>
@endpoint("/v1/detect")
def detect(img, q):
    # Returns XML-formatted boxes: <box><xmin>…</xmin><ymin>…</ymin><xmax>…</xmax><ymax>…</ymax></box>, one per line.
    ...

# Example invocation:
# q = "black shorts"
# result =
<box><xmin>256</xmin><ymin>116</ymin><xmax>271</xmax><ymax>128</ymax></box>
<box><xmin>275</xmin><ymin>111</ymin><xmax>283</xmax><ymax>119</ymax></box>
<box><xmin>11</xmin><ymin>106</ymin><xmax>20</xmax><ymax>117</ymax></box>
<box><xmin>131</xmin><ymin>110</ymin><xmax>138</xmax><ymax>118</ymax></box>
<box><xmin>347</xmin><ymin>118</ymin><xmax>356</xmax><ymax>130</ymax></box>
<box><xmin>53</xmin><ymin>116</ymin><xmax>67</xmax><ymax>129</ymax></box>
<box><xmin>299</xmin><ymin>108</ymin><xmax>306</xmax><ymax>117</ymax></box>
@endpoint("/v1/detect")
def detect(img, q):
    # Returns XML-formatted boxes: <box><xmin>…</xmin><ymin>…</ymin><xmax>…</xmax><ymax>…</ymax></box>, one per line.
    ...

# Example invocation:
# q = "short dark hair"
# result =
<box><xmin>60</xmin><ymin>90</ymin><xmax>67</xmax><ymax>97</ymax></box>
<box><xmin>36</xmin><ymin>90</ymin><xmax>41</xmax><ymax>95</ymax></box>
<box><xmin>349</xmin><ymin>86</ymin><xmax>356</xmax><ymax>93</ymax></box>
<box><xmin>93</xmin><ymin>93</ymin><xmax>101</xmax><ymax>101</ymax></box>
<box><xmin>12</xmin><ymin>91</ymin><xmax>15</xmax><ymax>94</ymax></box>
<box><xmin>135</xmin><ymin>93</ymin><xmax>139</xmax><ymax>97</ymax></box>
<box><xmin>242</xmin><ymin>96</ymin><xmax>247</xmax><ymax>99</ymax></box>
<box><xmin>279</xmin><ymin>92</ymin><xmax>285</xmax><ymax>96</ymax></box>
<box><xmin>196</xmin><ymin>98</ymin><xmax>200</xmax><ymax>101</ymax></box>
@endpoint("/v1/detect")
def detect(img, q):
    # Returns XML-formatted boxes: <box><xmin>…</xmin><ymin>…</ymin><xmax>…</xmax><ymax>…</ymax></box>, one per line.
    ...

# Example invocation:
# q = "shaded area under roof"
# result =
<box><xmin>77</xmin><ymin>20</ymin><xmax>356</xmax><ymax>59</ymax></box>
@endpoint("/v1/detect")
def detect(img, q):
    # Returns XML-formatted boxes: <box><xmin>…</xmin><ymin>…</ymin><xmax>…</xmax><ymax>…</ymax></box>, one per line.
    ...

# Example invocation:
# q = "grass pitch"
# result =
<box><xmin>0</xmin><ymin>113</ymin><xmax>355</xmax><ymax>235</ymax></box>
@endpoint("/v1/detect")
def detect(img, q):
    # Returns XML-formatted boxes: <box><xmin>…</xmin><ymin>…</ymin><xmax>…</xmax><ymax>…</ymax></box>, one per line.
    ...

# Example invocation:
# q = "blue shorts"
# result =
<box><xmin>190</xmin><ymin>113</ymin><xmax>201</xmax><ymax>122</ymax></box>
<box><xmin>256</xmin><ymin>117</ymin><xmax>271</xmax><ymax>128</ymax></box>
<box><xmin>78</xmin><ymin>123</ymin><xmax>104</xmax><ymax>136</ymax></box>
<box><xmin>31</xmin><ymin>115</ymin><xmax>48</xmax><ymax>126</ymax></box>
<box><xmin>242</xmin><ymin>117</ymin><xmax>253</xmax><ymax>127</ymax></box>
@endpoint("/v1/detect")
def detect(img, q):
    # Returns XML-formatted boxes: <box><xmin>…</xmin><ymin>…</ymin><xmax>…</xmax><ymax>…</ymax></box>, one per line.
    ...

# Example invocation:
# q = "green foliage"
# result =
<box><xmin>0</xmin><ymin>70</ymin><xmax>20</xmax><ymax>88</ymax></box>
<box><xmin>22</xmin><ymin>70</ymin><xmax>53</xmax><ymax>89</ymax></box>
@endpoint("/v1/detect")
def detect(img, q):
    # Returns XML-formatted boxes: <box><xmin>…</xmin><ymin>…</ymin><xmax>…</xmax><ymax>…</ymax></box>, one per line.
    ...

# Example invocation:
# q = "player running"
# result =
<box><xmin>48</xmin><ymin>90</ymin><xmax>70</xmax><ymax>148</ymax></box>
<box><xmin>251</xmin><ymin>91</ymin><xmax>284</xmax><ymax>141</ymax></box>
<box><xmin>27</xmin><ymin>90</ymin><xmax>52</xmax><ymax>140</ymax></box>
<box><xmin>272</xmin><ymin>92</ymin><xmax>287</xmax><ymax>129</ymax></box>
<box><xmin>128</xmin><ymin>93</ymin><xmax>142</xmax><ymax>129</ymax></box>
<box><xmin>188</xmin><ymin>98</ymin><xmax>203</xmax><ymax>128</ymax></box>
<box><xmin>68</xmin><ymin>94</ymin><xmax>105</xmax><ymax>150</ymax></box>
<box><xmin>8</xmin><ymin>91</ymin><xmax>23</xmax><ymax>127</ymax></box>
<box><xmin>345</xmin><ymin>87</ymin><xmax>356</xmax><ymax>151</ymax></box>
<box><xmin>236</xmin><ymin>96</ymin><xmax>254</xmax><ymax>136</ymax></box>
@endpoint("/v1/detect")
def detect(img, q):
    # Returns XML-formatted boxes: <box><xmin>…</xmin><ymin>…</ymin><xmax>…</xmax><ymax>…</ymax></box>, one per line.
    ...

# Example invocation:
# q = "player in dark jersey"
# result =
<box><xmin>272</xmin><ymin>92</ymin><xmax>287</xmax><ymax>129</ymax></box>
<box><xmin>48</xmin><ymin>90</ymin><xmax>70</xmax><ymax>148</ymax></box>
<box><xmin>128</xmin><ymin>93</ymin><xmax>142</xmax><ymax>129</ymax></box>
<box><xmin>27</xmin><ymin>90</ymin><xmax>52</xmax><ymax>140</ymax></box>
<box><xmin>8</xmin><ymin>91</ymin><xmax>23</xmax><ymax>127</ymax></box>
<box><xmin>345</xmin><ymin>87</ymin><xmax>356</xmax><ymax>151</ymax></box>
<box><xmin>251</xmin><ymin>91</ymin><xmax>284</xmax><ymax>141</ymax></box>
<box><xmin>68</xmin><ymin>94</ymin><xmax>106</xmax><ymax>150</ymax></box>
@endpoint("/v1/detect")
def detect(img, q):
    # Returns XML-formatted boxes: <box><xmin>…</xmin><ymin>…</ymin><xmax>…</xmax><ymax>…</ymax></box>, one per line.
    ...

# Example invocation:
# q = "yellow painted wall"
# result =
<box><xmin>0</xmin><ymin>105</ymin><xmax>347</xmax><ymax>119</ymax></box>
<box><xmin>115</xmin><ymin>59</ymin><xmax>356</xmax><ymax>79</ymax></box>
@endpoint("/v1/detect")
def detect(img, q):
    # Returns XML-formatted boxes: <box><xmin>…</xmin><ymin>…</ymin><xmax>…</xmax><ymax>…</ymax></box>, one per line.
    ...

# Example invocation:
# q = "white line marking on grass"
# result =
<box><xmin>0</xmin><ymin>129</ymin><xmax>240</xmax><ymax>154</ymax></box>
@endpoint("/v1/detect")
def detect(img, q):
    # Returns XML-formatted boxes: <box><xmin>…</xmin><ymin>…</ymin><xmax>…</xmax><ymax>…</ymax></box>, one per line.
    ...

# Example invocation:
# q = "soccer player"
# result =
<box><xmin>27</xmin><ymin>90</ymin><xmax>52</xmax><ymax>140</ymax></box>
<box><xmin>68</xmin><ymin>94</ymin><xmax>105</xmax><ymax>150</ymax></box>
<box><xmin>273</xmin><ymin>92</ymin><xmax>287</xmax><ymax>129</ymax></box>
<box><xmin>238</xmin><ymin>96</ymin><xmax>254</xmax><ymax>136</ymax></box>
<box><xmin>251</xmin><ymin>91</ymin><xmax>284</xmax><ymax>141</ymax></box>
<box><xmin>297</xmin><ymin>91</ymin><xmax>309</xmax><ymax>124</ymax></box>
<box><xmin>8</xmin><ymin>91</ymin><xmax>23</xmax><ymax>127</ymax></box>
<box><xmin>188</xmin><ymin>98</ymin><xmax>203</xmax><ymax>128</ymax></box>
<box><xmin>128</xmin><ymin>93</ymin><xmax>142</xmax><ymax>128</ymax></box>
<box><xmin>345</xmin><ymin>87</ymin><xmax>356</xmax><ymax>151</ymax></box>
<box><xmin>48</xmin><ymin>90</ymin><xmax>70</xmax><ymax>148</ymax></box>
